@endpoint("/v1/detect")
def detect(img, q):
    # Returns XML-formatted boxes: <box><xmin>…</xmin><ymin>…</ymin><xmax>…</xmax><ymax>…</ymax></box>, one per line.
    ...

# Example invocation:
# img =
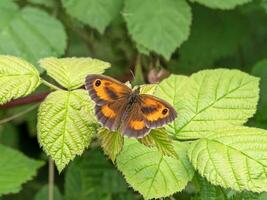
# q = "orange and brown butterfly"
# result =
<box><xmin>85</xmin><ymin>74</ymin><xmax>177</xmax><ymax>138</ymax></box>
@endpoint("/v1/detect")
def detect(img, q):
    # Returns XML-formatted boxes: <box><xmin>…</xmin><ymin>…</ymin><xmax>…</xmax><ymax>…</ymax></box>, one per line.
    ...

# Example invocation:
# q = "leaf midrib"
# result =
<box><xmin>145</xmin><ymin>156</ymin><xmax>163</xmax><ymax>198</ymax></box>
<box><xmin>59</xmin><ymin>91</ymin><xmax>70</xmax><ymax>168</ymax></box>
<box><xmin>175</xmin><ymin>79</ymin><xmax>256</xmax><ymax>136</ymax></box>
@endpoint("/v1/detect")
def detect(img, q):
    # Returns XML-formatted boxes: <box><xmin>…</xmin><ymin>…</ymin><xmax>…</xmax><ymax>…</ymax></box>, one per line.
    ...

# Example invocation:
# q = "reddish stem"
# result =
<box><xmin>0</xmin><ymin>92</ymin><xmax>50</xmax><ymax>109</ymax></box>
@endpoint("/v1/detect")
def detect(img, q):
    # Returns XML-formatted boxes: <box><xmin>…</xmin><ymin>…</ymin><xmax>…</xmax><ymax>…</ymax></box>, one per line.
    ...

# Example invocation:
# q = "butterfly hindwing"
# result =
<box><xmin>85</xmin><ymin>74</ymin><xmax>131</xmax><ymax>105</ymax></box>
<box><xmin>120</xmin><ymin>101</ymin><xmax>150</xmax><ymax>138</ymax></box>
<box><xmin>140</xmin><ymin>94</ymin><xmax>177</xmax><ymax>128</ymax></box>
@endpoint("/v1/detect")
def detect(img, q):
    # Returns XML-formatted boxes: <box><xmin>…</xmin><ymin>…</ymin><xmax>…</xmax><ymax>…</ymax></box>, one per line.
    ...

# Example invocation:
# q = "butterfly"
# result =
<box><xmin>85</xmin><ymin>74</ymin><xmax>177</xmax><ymax>138</ymax></box>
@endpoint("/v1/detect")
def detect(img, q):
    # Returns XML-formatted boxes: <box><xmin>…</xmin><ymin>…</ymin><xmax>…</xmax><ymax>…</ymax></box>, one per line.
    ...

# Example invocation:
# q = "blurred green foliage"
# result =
<box><xmin>0</xmin><ymin>0</ymin><xmax>267</xmax><ymax>199</ymax></box>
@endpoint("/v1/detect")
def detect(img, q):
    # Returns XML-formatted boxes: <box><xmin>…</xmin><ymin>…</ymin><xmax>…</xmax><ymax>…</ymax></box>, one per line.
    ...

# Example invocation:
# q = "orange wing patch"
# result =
<box><xmin>141</xmin><ymin>98</ymin><xmax>167</xmax><ymax>121</ymax></box>
<box><xmin>85</xmin><ymin>74</ymin><xmax>131</xmax><ymax>105</ymax></box>
<box><xmin>130</xmin><ymin>120</ymin><xmax>146</xmax><ymax>130</ymax></box>
<box><xmin>101</xmin><ymin>104</ymin><xmax>116</xmax><ymax>118</ymax></box>
<box><xmin>145</xmin><ymin>107</ymin><xmax>169</xmax><ymax>121</ymax></box>
<box><xmin>93</xmin><ymin>79</ymin><xmax>110</xmax><ymax>101</ymax></box>
<box><xmin>140</xmin><ymin>94</ymin><xmax>177</xmax><ymax>128</ymax></box>
<box><xmin>92</xmin><ymin>79</ymin><xmax>128</xmax><ymax>101</ymax></box>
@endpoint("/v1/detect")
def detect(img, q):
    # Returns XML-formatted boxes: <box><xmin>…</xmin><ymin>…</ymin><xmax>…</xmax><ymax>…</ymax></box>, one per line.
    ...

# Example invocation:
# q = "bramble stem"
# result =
<box><xmin>0</xmin><ymin>104</ymin><xmax>39</xmax><ymax>124</ymax></box>
<box><xmin>48</xmin><ymin>158</ymin><xmax>54</xmax><ymax>200</ymax></box>
<box><xmin>0</xmin><ymin>92</ymin><xmax>49</xmax><ymax>109</ymax></box>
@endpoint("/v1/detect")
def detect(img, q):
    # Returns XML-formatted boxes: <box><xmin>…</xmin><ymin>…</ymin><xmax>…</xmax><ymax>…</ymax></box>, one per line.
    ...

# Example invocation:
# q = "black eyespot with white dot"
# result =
<box><xmin>95</xmin><ymin>79</ymin><xmax>101</xmax><ymax>87</ymax></box>
<box><xmin>162</xmin><ymin>108</ymin><xmax>168</xmax><ymax>115</ymax></box>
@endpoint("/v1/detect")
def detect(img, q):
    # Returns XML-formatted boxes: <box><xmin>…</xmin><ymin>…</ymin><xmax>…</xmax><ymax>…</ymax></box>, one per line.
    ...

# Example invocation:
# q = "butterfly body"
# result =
<box><xmin>85</xmin><ymin>74</ymin><xmax>177</xmax><ymax>138</ymax></box>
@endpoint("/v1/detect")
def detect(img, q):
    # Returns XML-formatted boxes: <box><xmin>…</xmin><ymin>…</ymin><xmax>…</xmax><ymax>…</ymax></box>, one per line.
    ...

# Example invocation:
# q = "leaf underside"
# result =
<box><xmin>188</xmin><ymin>127</ymin><xmax>267</xmax><ymax>192</ymax></box>
<box><xmin>37</xmin><ymin>90</ymin><xmax>97</xmax><ymax>172</ymax></box>
<box><xmin>0</xmin><ymin>55</ymin><xmax>40</xmax><ymax>105</ymax></box>
<box><xmin>98</xmin><ymin>129</ymin><xmax>124</xmax><ymax>162</ymax></box>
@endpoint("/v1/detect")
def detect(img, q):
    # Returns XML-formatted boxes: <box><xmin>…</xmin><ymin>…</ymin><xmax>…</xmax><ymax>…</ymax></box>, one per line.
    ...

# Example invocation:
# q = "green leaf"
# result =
<box><xmin>171</xmin><ymin>69</ymin><xmax>259</xmax><ymax>139</ymax></box>
<box><xmin>155</xmin><ymin>74</ymin><xmax>189</xmax><ymax>105</ymax></box>
<box><xmin>123</xmin><ymin>0</ymin><xmax>192</xmax><ymax>60</ymax></box>
<box><xmin>116</xmin><ymin>139</ymin><xmax>194</xmax><ymax>199</ymax></box>
<box><xmin>179</xmin><ymin>7</ymin><xmax>247</xmax><ymax>71</ymax></box>
<box><xmin>37</xmin><ymin>90</ymin><xmax>97</xmax><ymax>172</ymax></box>
<box><xmin>0</xmin><ymin>144</ymin><xmax>44</xmax><ymax>195</ymax></box>
<box><xmin>188</xmin><ymin>127</ymin><xmax>267</xmax><ymax>192</ymax></box>
<box><xmin>0</xmin><ymin>0</ymin><xmax>66</xmax><ymax>65</ymax></box>
<box><xmin>61</xmin><ymin>0</ymin><xmax>123</xmax><ymax>34</ymax></box>
<box><xmin>39</xmin><ymin>57</ymin><xmax>110</xmax><ymax>90</ymax></box>
<box><xmin>0</xmin><ymin>124</ymin><xmax>19</xmax><ymax>148</ymax></box>
<box><xmin>65</xmin><ymin>149</ymin><xmax>136</xmax><ymax>200</ymax></box>
<box><xmin>139</xmin><ymin>84</ymin><xmax>158</xmax><ymax>95</ymax></box>
<box><xmin>231</xmin><ymin>191</ymin><xmax>267</xmax><ymax>200</ymax></box>
<box><xmin>190</xmin><ymin>0</ymin><xmax>252</xmax><ymax>9</ymax></box>
<box><xmin>34</xmin><ymin>185</ymin><xmax>63</xmax><ymax>200</ymax></box>
<box><xmin>98</xmin><ymin>129</ymin><xmax>124</xmax><ymax>163</ymax></box>
<box><xmin>194</xmin><ymin>175</ymin><xmax>228</xmax><ymax>200</ymax></box>
<box><xmin>251</xmin><ymin>59</ymin><xmax>267</xmax><ymax>121</ymax></box>
<box><xmin>138</xmin><ymin>129</ymin><xmax>177</xmax><ymax>158</ymax></box>
<box><xmin>0</xmin><ymin>55</ymin><xmax>40</xmax><ymax>105</ymax></box>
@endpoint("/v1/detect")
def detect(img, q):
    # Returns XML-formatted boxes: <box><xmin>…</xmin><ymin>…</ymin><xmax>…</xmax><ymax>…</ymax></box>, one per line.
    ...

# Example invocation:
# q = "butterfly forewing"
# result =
<box><xmin>95</xmin><ymin>98</ymin><xmax>128</xmax><ymax>131</ymax></box>
<box><xmin>85</xmin><ymin>74</ymin><xmax>131</xmax><ymax>105</ymax></box>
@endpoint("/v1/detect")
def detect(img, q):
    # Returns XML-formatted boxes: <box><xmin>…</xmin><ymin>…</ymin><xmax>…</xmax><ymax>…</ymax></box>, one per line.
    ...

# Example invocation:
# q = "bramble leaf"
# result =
<box><xmin>0</xmin><ymin>144</ymin><xmax>44</xmax><ymax>195</ymax></box>
<box><xmin>190</xmin><ymin>0</ymin><xmax>252</xmax><ymax>9</ymax></box>
<box><xmin>98</xmin><ymin>129</ymin><xmax>124</xmax><ymax>162</ymax></box>
<box><xmin>0</xmin><ymin>124</ymin><xmax>19</xmax><ymax>148</ymax></box>
<box><xmin>65</xmin><ymin>149</ymin><xmax>136</xmax><ymax>200</ymax></box>
<box><xmin>123</xmin><ymin>0</ymin><xmax>192</xmax><ymax>60</ymax></box>
<box><xmin>37</xmin><ymin>90</ymin><xmax>97</xmax><ymax>172</ymax></box>
<box><xmin>188</xmin><ymin>127</ymin><xmax>267</xmax><ymax>192</ymax></box>
<box><xmin>116</xmin><ymin>139</ymin><xmax>194</xmax><ymax>199</ymax></box>
<box><xmin>230</xmin><ymin>191</ymin><xmax>267</xmax><ymax>200</ymax></box>
<box><xmin>193</xmin><ymin>175</ymin><xmax>228</xmax><ymax>200</ymax></box>
<box><xmin>0</xmin><ymin>0</ymin><xmax>66</xmax><ymax>65</ymax></box>
<box><xmin>39</xmin><ymin>57</ymin><xmax>110</xmax><ymax>90</ymax></box>
<box><xmin>61</xmin><ymin>0</ymin><xmax>123</xmax><ymax>34</ymax></box>
<box><xmin>161</xmin><ymin>69</ymin><xmax>259</xmax><ymax>139</ymax></box>
<box><xmin>251</xmin><ymin>59</ymin><xmax>267</xmax><ymax>122</ymax></box>
<box><xmin>139</xmin><ymin>84</ymin><xmax>158</xmax><ymax>95</ymax></box>
<box><xmin>138</xmin><ymin>129</ymin><xmax>177</xmax><ymax>158</ymax></box>
<box><xmin>0</xmin><ymin>55</ymin><xmax>40</xmax><ymax>105</ymax></box>
<box><xmin>155</xmin><ymin>74</ymin><xmax>189</xmax><ymax>105</ymax></box>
